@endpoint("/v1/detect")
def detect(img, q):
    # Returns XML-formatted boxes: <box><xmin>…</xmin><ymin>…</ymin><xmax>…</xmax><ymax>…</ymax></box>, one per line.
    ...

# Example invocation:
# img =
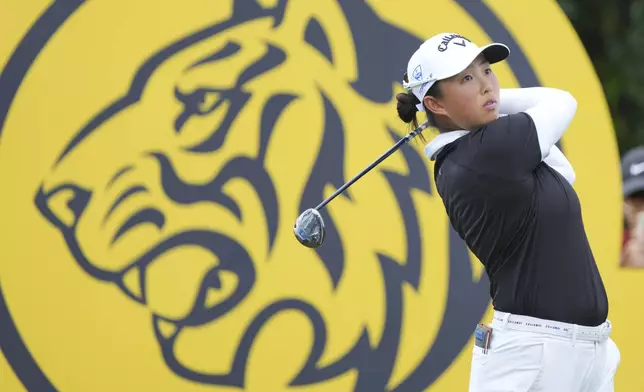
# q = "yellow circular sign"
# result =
<box><xmin>0</xmin><ymin>0</ymin><xmax>636</xmax><ymax>391</ymax></box>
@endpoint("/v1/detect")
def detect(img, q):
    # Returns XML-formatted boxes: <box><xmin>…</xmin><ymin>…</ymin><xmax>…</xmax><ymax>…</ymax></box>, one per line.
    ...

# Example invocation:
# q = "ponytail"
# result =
<box><xmin>396</xmin><ymin>92</ymin><xmax>421</xmax><ymax>129</ymax></box>
<box><xmin>397</xmin><ymin>72</ymin><xmax>443</xmax><ymax>138</ymax></box>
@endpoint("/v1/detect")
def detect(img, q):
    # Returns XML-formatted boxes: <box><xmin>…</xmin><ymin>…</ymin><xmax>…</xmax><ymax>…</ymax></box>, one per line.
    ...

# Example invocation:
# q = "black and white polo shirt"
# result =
<box><xmin>427</xmin><ymin>101</ymin><xmax>608</xmax><ymax>327</ymax></box>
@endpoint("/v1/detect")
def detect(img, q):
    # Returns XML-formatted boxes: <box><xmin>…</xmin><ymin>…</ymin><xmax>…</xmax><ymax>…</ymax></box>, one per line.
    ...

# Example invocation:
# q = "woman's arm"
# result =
<box><xmin>499</xmin><ymin>88</ymin><xmax>578</xmax><ymax>160</ymax></box>
<box><xmin>543</xmin><ymin>145</ymin><xmax>575</xmax><ymax>185</ymax></box>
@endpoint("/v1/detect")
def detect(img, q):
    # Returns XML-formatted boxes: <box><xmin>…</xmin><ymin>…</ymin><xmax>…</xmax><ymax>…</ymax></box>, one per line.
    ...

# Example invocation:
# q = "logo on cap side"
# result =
<box><xmin>413</xmin><ymin>65</ymin><xmax>422</xmax><ymax>81</ymax></box>
<box><xmin>438</xmin><ymin>34</ymin><xmax>471</xmax><ymax>52</ymax></box>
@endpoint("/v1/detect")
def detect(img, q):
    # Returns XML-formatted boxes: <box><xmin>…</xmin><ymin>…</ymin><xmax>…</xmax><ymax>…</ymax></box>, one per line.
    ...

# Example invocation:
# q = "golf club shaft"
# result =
<box><xmin>315</xmin><ymin>122</ymin><xmax>429</xmax><ymax>211</ymax></box>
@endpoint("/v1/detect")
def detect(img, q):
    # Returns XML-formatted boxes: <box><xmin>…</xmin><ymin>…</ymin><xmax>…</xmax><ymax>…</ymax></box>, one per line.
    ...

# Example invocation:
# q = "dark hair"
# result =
<box><xmin>396</xmin><ymin>73</ymin><xmax>443</xmax><ymax>139</ymax></box>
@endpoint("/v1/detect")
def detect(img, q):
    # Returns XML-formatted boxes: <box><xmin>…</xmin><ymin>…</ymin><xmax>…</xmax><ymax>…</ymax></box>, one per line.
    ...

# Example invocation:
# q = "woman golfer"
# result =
<box><xmin>397</xmin><ymin>33</ymin><xmax>620</xmax><ymax>391</ymax></box>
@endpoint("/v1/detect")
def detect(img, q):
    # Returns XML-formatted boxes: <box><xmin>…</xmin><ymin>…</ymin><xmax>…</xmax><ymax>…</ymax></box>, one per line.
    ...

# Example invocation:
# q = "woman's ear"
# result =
<box><xmin>424</xmin><ymin>95</ymin><xmax>448</xmax><ymax>116</ymax></box>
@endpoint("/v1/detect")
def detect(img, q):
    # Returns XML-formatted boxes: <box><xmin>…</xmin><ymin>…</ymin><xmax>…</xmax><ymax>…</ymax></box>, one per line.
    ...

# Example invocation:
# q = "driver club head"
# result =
<box><xmin>293</xmin><ymin>208</ymin><xmax>325</xmax><ymax>248</ymax></box>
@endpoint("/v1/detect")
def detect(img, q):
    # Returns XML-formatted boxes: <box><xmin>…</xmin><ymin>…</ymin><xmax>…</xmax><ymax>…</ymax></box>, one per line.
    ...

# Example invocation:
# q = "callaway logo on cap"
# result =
<box><xmin>402</xmin><ymin>32</ymin><xmax>511</xmax><ymax>111</ymax></box>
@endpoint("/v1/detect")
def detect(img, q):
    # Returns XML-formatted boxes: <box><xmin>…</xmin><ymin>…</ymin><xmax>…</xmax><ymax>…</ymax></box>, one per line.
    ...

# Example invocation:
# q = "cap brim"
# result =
<box><xmin>435</xmin><ymin>43</ymin><xmax>510</xmax><ymax>82</ymax></box>
<box><xmin>623</xmin><ymin>177</ymin><xmax>644</xmax><ymax>196</ymax></box>
<box><xmin>480</xmin><ymin>43</ymin><xmax>510</xmax><ymax>64</ymax></box>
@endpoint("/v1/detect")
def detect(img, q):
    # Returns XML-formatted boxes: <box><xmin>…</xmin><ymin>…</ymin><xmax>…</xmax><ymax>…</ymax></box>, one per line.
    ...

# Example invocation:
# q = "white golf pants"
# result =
<box><xmin>469</xmin><ymin>311</ymin><xmax>620</xmax><ymax>392</ymax></box>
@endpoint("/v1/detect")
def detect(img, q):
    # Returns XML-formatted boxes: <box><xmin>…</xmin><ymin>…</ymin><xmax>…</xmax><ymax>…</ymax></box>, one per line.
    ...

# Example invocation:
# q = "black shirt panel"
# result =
<box><xmin>434</xmin><ymin>113</ymin><xmax>608</xmax><ymax>326</ymax></box>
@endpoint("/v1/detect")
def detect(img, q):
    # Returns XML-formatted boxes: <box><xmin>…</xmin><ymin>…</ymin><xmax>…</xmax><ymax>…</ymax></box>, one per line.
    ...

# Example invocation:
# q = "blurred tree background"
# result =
<box><xmin>557</xmin><ymin>0</ymin><xmax>644</xmax><ymax>156</ymax></box>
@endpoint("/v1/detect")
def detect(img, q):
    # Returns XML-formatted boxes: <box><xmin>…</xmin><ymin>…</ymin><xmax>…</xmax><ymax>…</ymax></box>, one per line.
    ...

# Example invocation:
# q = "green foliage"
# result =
<box><xmin>557</xmin><ymin>0</ymin><xmax>644</xmax><ymax>156</ymax></box>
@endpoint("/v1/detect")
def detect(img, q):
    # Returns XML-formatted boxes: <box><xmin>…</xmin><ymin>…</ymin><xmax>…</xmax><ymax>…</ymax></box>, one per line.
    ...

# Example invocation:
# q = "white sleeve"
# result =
<box><xmin>499</xmin><ymin>88</ymin><xmax>578</xmax><ymax>160</ymax></box>
<box><xmin>543</xmin><ymin>145</ymin><xmax>575</xmax><ymax>185</ymax></box>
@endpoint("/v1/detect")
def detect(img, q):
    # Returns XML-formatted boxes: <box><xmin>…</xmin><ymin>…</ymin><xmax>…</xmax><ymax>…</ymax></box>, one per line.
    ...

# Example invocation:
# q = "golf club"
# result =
<box><xmin>293</xmin><ymin>121</ymin><xmax>430</xmax><ymax>248</ymax></box>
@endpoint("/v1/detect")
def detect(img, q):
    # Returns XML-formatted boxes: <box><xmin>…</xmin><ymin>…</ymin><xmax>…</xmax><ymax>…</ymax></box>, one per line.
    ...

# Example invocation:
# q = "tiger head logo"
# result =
<box><xmin>34</xmin><ymin>0</ymin><xmax>490</xmax><ymax>389</ymax></box>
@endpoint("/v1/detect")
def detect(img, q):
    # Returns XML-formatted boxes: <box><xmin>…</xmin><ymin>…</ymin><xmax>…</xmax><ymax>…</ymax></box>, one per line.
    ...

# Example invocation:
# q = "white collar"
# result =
<box><xmin>424</xmin><ymin>130</ymin><xmax>469</xmax><ymax>161</ymax></box>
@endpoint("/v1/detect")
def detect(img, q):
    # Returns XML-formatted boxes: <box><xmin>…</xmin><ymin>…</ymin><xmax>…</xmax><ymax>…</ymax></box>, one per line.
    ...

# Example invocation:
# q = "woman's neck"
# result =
<box><xmin>434</xmin><ymin>115</ymin><xmax>462</xmax><ymax>133</ymax></box>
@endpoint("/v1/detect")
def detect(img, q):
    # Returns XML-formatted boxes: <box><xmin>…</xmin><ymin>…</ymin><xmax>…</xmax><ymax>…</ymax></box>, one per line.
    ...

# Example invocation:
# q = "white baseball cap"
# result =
<box><xmin>403</xmin><ymin>33</ymin><xmax>510</xmax><ymax>111</ymax></box>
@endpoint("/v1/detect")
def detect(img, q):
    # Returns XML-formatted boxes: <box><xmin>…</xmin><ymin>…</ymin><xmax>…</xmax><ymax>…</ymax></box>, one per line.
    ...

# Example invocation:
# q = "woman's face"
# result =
<box><xmin>424</xmin><ymin>55</ymin><xmax>500</xmax><ymax>130</ymax></box>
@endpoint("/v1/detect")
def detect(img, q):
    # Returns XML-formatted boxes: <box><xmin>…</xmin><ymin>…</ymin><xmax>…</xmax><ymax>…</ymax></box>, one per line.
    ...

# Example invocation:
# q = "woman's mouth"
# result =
<box><xmin>483</xmin><ymin>100</ymin><xmax>497</xmax><ymax>111</ymax></box>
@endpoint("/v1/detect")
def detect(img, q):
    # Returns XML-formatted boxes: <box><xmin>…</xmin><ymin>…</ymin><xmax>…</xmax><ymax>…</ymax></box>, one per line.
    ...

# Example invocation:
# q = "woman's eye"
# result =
<box><xmin>485</xmin><ymin>68</ymin><xmax>492</xmax><ymax>75</ymax></box>
<box><xmin>463</xmin><ymin>75</ymin><xmax>473</xmax><ymax>82</ymax></box>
